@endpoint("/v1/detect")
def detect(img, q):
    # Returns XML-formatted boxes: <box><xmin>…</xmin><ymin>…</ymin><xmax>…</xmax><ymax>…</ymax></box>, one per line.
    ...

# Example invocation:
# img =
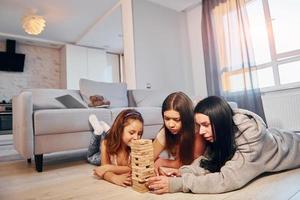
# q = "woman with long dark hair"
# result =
<box><xmin>153</xmin><ymin>92</ymin><xmax>206</xmax><ymax>171</ymax></box>
<box><xmin>148</xmin><ymin>96</ymin><xmax>300</xmax><ymax>194</ymax></box>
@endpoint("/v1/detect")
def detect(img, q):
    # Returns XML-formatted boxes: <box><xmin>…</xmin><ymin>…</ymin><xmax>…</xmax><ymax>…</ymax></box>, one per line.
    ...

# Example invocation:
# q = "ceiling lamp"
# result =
<box><xmin>22</xmin><ymin>14</ymin><xmax>46</xmax><ymax>35</ymax></box>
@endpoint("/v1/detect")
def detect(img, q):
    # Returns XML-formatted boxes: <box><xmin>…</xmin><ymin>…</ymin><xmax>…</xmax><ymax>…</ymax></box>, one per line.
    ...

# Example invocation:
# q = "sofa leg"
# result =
<box><xmin>27</xmin><ymin>158</ymin><xmax>31</xmax><ymax>163</ymax></box>
<box><xmin>34</xmin><ymin>154</ymin><xmax>43</xmax><ymax>172</ymax></box>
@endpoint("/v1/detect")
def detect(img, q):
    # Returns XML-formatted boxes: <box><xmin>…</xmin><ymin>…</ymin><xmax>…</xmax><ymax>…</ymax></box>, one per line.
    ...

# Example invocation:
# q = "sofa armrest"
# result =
<box><xmin>13</xmin><ymin>91</ymin><xmax>34</xmax><ymax>159</ymax></box>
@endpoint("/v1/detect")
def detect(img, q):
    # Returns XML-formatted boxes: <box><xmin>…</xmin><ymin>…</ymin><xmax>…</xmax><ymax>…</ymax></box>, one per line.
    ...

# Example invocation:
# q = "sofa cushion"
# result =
<box><xmin>79</xmin><ymin>79</ymin><xmax>128</xmax><ymax>108</ymax></box>
<box><xmin>130</xmin><ymin>90</ymin><xmax>170</xmax><ymax>107</ymax></box>
<box><xmin>110</xmin><ymin>107</ymin><xmax>163</xmax><ymax>126</ymax></box>
<box><xmin>23</xmin><ymin>89</ymin><xmax>88</xmax><ymax>110</ymax></box>
<box><xmin>34</xmin><ymin>108</ymin><xmax>111</xmax><ymax>135</ymax></box>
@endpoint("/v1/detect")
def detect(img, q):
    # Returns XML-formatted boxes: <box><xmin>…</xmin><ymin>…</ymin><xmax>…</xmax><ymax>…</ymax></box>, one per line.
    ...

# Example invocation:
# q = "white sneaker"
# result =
<box><xmin>89</xmin><ymin>114</ymin><xmax>103</xmax><ymax>135</ymax></box>
<box><xmin>99</xmin><ymin>121</ymin><xmax>110</xmax><ymax>132</ymax></box>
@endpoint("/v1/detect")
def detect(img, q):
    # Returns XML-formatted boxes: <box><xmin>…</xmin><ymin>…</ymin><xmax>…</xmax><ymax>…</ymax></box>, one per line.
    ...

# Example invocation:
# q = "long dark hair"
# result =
<box><xmin>106</xmin><ymin>109</ymin><xmax>144</xmax><ymax>155</ymax></box>
<box><xmin>194</xmin><ymin>96</ymin><xmax>237</xmax><ymax>172</ymax></box>
<box><xmin>162</xmin><ymin>91</ymin><xmax>195</xmax><ymax>165</ymax></box>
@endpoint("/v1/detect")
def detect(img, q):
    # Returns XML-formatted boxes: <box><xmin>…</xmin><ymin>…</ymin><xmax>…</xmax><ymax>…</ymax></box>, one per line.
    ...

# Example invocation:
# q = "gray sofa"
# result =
<box><xmin>13</xmin><ymin>79</ymin><xmax>168</xmax><ymax>172</ymax></box>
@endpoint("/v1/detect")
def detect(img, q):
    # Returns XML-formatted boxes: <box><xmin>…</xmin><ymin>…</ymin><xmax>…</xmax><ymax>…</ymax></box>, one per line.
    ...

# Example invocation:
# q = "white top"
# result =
<box><xmin>156</xmin><ymin>128</ymin><xmax>166</xmax><ymax>146</ymax></box>
<box><xmin>109</xmin><ymin>154</ymin><xmax>131</xmax><ymax>166</ymax></box>
<box><xmin>156</xmin><ymin>128</ymin><xmax>177</xmax><ymax>160</ymax></box>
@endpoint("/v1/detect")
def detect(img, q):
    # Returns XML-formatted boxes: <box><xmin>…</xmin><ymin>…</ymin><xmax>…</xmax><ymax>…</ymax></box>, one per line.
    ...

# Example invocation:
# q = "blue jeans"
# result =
<box><xmin>87</xmin><ymin>131</ymin><xmax>107</xmax><ymax>165</ymax></box>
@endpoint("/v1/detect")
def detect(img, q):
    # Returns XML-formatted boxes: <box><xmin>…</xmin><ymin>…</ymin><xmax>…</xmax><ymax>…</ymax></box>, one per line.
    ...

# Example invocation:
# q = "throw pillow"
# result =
<box><xmin>131</xmin><ymin>90</ymin><xmax>170</xmax><ymax>107</ymax></box>
<box><xmin>79</xmin><ymin>79</ymin><xmax>128</xmax><ymax>108</ymax></box>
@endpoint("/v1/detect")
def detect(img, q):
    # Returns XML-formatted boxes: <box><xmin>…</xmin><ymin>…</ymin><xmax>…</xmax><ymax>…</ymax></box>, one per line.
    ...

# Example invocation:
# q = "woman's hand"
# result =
<box><xmin>146</xmin><ymin>176</ymin><xmax>170</xmax><ymax>194</ymax></box>
<box><xmin>93</xmin><ymin>165</ymin><xmax>112</xmax><ymax>178</ymax></box>
<box><xmin>154</xmin><ymin>158</ymin><xmax>182</xmax><ymax>175</ymax></box>
<box><xmin>111</xmin><ymin>172</ymin><xmax>132</xmax><ymax>187</ymax></box>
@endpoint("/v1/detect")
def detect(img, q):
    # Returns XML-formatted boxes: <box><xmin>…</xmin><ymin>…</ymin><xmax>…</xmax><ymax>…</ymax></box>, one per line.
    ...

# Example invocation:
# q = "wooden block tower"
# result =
<box><xmin>130</xmin><ymin>139</ymin><xmax>155</xmax><ymax>192</ymax></box>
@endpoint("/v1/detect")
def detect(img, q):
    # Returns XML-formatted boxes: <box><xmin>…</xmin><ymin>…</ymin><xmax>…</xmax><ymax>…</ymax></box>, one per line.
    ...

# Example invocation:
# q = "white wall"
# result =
<box><xmin>60</xmin><ymin>44</ymin><xmax>109</xmax><ymax>89</ymax></box>
<box><xmin>107</xmin><ymin>53</ymin><xmax>121</xmax><ymax>82</ymax></box>
<box><xmin>0</xmin><ymin>41</ymin><xmax>60</xmax><ymax>102</ymax></box>
<box><xmin>132</xmin><ymin>0</ymin><xmax>194</xmax><ymax>95</ymax></box>
<box><xmin>87</xmin><ymin>48</ymin><xmax>110</xmax><ymax>82</ymax></box>
<box><xmin>61</xmin><ymin>44</ymin><xmax>88</xmax><ymax>89</ymax></box>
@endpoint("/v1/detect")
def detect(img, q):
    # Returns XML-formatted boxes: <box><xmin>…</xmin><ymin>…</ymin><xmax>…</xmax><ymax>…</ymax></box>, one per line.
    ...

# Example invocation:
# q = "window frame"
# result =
<box><xmin>224</xmin><ymin>0</ymin><xmax>300</xmax><ymax>93</ymax></box>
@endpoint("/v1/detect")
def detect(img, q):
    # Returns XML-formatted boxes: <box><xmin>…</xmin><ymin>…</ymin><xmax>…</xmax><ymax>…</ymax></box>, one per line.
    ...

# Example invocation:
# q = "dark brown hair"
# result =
<box><xmin>105</xmin><ymin>109</ymin><xmax>144</xmax><ymax>155</ymax></box>
<box><xmin>194</xmin><ymin>96</ymin><xmax>237</xmax><ymax>172</ymax></box>
<box><xmin>162</xmin><ymin>92</ymin><xmax>195</xmax><ymax>165</ymax></box>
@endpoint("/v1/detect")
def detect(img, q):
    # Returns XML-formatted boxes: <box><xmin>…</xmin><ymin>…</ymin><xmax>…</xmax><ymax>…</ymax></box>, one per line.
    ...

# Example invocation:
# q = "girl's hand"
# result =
<box><xmin>166</xmin><ymin>169</ymin><xmax>181</xmax><ymax>177</ymax></box>
<box><xmin>154</xmin><ymin>158</ymin><xmax>165</xmax><ymax>175</ymax></box>
<box><xmin>146</xmin><ymin>176</ymin><xmax>170</xmax><ymax>194</ymax></box>
<box><xmin>111</xmin><ymin>172</ymin><xmax>132</xmax><ymax>187</ymax></box>
<box><xmin>159</xmin><ymin>167</ymin><xmax>181</xmax><ymax>177</ymax></box>
<box><xmin>93</xmin><ymin>165</ymin><xmax>112</xmax><ymax>178</ymax></box>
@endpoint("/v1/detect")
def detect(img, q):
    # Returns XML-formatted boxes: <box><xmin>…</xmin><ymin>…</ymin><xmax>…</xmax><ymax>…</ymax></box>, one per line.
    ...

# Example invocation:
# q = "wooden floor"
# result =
<box><xmin>0</xmin><ymin>136</ymin><xmax>300</xmax><ymax>200</ymax></box>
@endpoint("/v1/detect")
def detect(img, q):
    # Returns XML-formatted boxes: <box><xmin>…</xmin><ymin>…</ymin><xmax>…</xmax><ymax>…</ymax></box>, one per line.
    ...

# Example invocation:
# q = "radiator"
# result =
<box><xmin>262</xmin><ymin>90</ymin><xmax>300</xmax><ymax>131</ymax></box>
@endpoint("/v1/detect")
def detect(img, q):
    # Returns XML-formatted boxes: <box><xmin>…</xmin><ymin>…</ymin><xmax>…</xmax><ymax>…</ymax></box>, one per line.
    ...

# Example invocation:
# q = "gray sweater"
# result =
<box><xmin>169</xmin><ymin>109</ymin><xmax>300</xmax><ymax>193</ymax></box>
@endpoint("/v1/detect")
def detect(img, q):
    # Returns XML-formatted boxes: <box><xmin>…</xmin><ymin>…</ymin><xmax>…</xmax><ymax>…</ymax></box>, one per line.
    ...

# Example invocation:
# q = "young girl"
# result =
<box><xmin>89</xmin><ymin>109</ymin><xmax>144</xmax><ymax>187</ymax></box>
<box><xmin>153</xmin><ymin>92</ymin><xmax>206</xmax><ymax>172</ymax></box>
<box><xmin>147</xmin><ymin>96</ymin><xmax>300</xmax><ymax>194</ymax></box>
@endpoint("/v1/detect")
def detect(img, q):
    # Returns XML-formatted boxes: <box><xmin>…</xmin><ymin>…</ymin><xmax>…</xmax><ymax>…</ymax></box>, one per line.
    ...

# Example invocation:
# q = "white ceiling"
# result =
<box><xmin>147</xmin><ymin>0</ymin><xmax>201</xmax><ymax>12</ymax></box>
<box><xmin>0</xmin><ymin>0</ymin><xmax>201</xmax><ymax>53</ymax></box>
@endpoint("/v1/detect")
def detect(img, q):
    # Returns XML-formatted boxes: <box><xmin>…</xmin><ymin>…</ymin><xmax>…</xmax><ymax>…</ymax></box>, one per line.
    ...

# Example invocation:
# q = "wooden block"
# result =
<box><xmin>132</xmin><ymin>180</ymin><xmax>148</xmax><ymax>193</ymax></box>
<box><xmin>130</xmin><ymin>139</ymin><xmax>155</xmax><ymax>193</ymax></box>
<box><xmin>131</xmin><ymin>147</ymin><xmax>151</xmax><ymax>151</ymax></box>
<box><xmin>132</xmin><ymin>157</ymin><xmax>154</xmax><ymax>163</ymax></box>
<box><xmin>132</xmin><ymin>162</ymin><xmax>154</xmax><ymax>168</ymax></box>
<box><xmin>132</xmin><ymin>167</ymin><xmax>154</xmax><ymax>173</ymax></box>
<box><xmin>132</xmin><ymin>170</ymin><xmax>154</xmax><ymax>181</ymax></box>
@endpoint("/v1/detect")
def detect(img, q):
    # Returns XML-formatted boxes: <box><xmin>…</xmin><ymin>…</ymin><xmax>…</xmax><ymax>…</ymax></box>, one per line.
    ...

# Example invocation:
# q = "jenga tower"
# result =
<box><xmin>130</xmin><ymin>139</ymin><xmax>155</xmax><ymax>192</ymax></box>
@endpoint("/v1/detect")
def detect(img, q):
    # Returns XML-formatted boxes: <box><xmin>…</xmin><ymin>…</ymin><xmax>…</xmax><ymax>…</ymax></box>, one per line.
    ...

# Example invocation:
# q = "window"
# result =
<box><xmin>278</xmin><ymin>60</ymin><xmax>300</xmax><ymax>84</ymax></box>
<box><xmin>246</xmin><ymin>0</ymin><xmax>300</xmax><ymax>91</ymax></box>
<box><xmin>269</xmin><ymin>0</ymin><xmax>300</xmax><ymax>54</ymax></box>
